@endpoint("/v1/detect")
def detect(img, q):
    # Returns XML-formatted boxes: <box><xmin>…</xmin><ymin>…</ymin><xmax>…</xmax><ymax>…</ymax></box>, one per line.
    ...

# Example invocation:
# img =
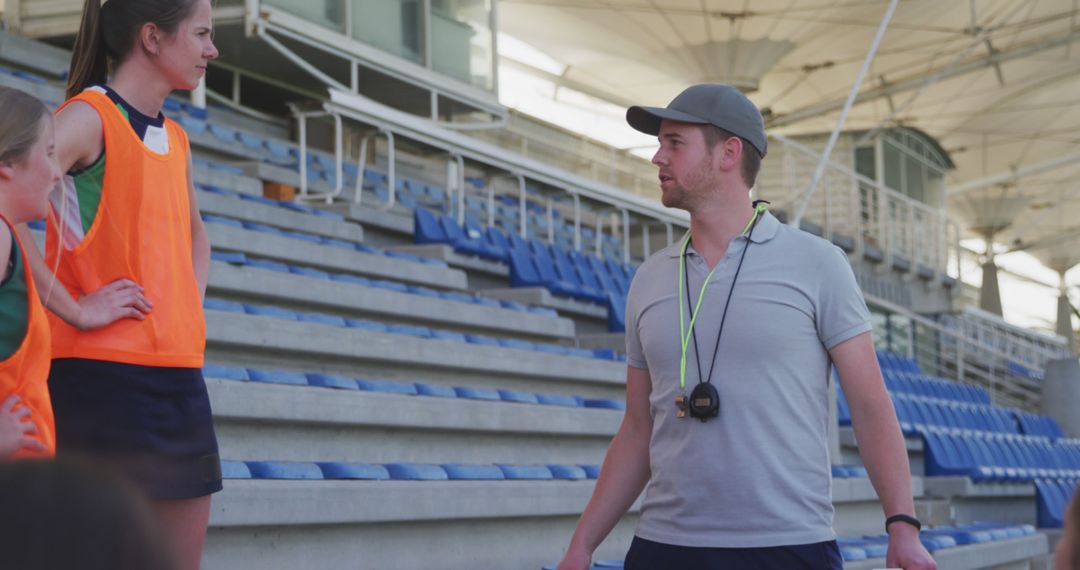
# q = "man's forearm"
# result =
<box><xmin>850</xmin><ymin>394</ymin><xmax>916</xmax><ymax>517</ymax></box>
<box><xmin>568</xmin><ymin>422</ymin><xmax>651</xmax><ymax>554</ymax></box>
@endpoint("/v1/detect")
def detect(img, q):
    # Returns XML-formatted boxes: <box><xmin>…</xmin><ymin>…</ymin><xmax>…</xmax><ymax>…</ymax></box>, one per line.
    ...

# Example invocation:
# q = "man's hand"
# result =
<box><xmin>0</xmin><ymin>395</ymin><xmax>45</xmax><ymax>457</ymax></box>
<box><xmin>75</xmin><ymin>278</ymin><xmax>152</xmax><ymax>330</ymax></box>
<box><xmin>886</xmin><ymin>523</ymin><xmax>936</xmax><ymax>569</ymax></box>
<box><xmin>555</xmin><ymin>546</ymin><xmax>592</xmax><ymax>570</ymax></box>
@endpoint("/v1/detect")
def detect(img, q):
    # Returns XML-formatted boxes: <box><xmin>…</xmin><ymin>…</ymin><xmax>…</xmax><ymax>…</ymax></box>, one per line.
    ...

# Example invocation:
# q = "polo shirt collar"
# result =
<box><xmin>665</xmin><ymin>210</ymin><xmax>781</xmax><ymax>257</ymax></box>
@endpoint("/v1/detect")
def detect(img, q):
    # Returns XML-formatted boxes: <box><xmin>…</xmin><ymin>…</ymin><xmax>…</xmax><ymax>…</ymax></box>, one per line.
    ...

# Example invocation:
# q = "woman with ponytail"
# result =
<box><xmin>0</xmin><ymin>87</ymin><xmax>61</xmax><ymax>460</ymax></box>
<box><xmin>16</xmin><ymin>0</ymin><xmax>220</xmax><ymax>568</ymax></box>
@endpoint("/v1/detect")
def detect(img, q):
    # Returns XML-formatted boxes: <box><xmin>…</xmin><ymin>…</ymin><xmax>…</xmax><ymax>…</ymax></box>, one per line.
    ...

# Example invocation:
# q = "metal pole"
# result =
<box><xmin>792</xmin><ymin>0</ymin><xmax>898</xmax><ymax>226</ymax></box>
<box><xmin>573</xmin><ymin>193</ymin><xmax>582</xmax><ymax>251</ymax></box>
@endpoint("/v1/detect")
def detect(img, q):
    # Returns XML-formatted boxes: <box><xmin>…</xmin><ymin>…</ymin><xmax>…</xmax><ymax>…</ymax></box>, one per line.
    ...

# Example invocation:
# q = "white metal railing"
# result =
<box><xmin>869</xmin><ymin>295</ymin><xmax>1068</xmax><ymax>412</ymax></box>
<box><xmin>760</xmin><ymin>133</ymin><xmax>959</xmax><ymax>280</ymax></box>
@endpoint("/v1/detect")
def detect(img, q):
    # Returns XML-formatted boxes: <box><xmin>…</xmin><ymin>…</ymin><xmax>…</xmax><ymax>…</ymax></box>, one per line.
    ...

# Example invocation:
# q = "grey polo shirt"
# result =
<box><xmin>625</xmin><ymin>211</ymin><xmax>871</xmax><ymax>548</ymax></box>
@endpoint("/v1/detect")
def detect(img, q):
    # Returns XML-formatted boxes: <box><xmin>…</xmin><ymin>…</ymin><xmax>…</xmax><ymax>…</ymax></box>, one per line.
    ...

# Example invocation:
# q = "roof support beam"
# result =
<box><xmin>948</xmin><ymin>151</ymin><xmax>1080</xmax><ymax>196</ymax></box>
<box><xmin>768</xmin><ymin>27</ymin><xmax>1080</xmax><ymax>129</ymax></box>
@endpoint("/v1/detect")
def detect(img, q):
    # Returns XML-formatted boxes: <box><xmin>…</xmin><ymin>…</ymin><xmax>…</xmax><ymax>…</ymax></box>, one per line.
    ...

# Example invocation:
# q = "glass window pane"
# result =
<box><xmin>855</xmin><ymin>146</ymin><xmax>875</xmax><ymax>180</ymax></box>
<box><xmin>352</xmin><ymin>0</ymin><xmax>424</xmax><ymax>64</ymax></box>
<box><xmin>430</xmin><ymin>0</ymin><xmax>494</xmax><ymax>90</ymax></box>
<box><xmin>883</xmin><ymin>140</ymin><xmax>902</xmax><ymax>193</ymax></box>
<box><xmin>266</xmin><ymin>0</ymin><xmax>345</xmax><ymax>33</ymax></box>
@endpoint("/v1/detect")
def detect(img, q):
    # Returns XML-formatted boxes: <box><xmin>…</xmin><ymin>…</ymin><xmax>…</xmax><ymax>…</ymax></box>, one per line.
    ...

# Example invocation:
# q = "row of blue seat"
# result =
<box><xmin>415</xmin><ymin>208</ymin><xmax>634</xmax><ymax>331</ymax></box>
<box><xmin>882</xmin><ymin>369</ymin><xmax>992</xmax><ymax>405</ymax></box>
<box><xmin>1035</xmin><ymin>477</ymin><xmax>1079</xmax><ymax>528</ymax></box>
<box><xmin>831</xmin><ymin>465</ymin><xmax>868</xmax><ymax>478</ymax></box>
<box><xmin>202</xmin><ymin>299</ymin><xmax>621</xmax><ymax>362</ymax></box>
<box><xmin>891</xmin><ymin>393</ymin><xmax>1020</xmax><ymax>436</ymax></box>
<box><xmin>839</xmin><ymin>522</ymin><xmax>1037</xmax><ymax>561</ymax></box>
<box><xmin>877</xmin><ymin>351</ymin><xmax>921</xmax><ymax>374</ymax></box>
<box><xmin>221</xmin><ymin>460</ymin><xmax>602</xmax><ymax>481</ymax></box>
<box><xmin>201</xmin><ymin>183</ymin><xmax>346</xmax><ymax>220</ymax></box>
<box><xmin>207</xmin><ymin>249</ymin><xmax>558</xmax><ymax>318</ymax></box>
<box><xmin>923</xmin><ymin>429</ymin><xmax>1080</xmax><ymax>482</ymax></box>
<box><xmin>543</xmin><ymin>523</ymin><xmax>1037</xmax><ymax>568</ymax></box>
<box><xmin>202</xmin><ymin>362</ymin><xmax>626</xmax><ymax>410</ymax></box>
<box><xmin>1014</xmin><ymin>410</ymin><xmax>1065</xmax><ymax>439</ymax></box>
<box><xmin>201</xmin><ymin>211</ymin><xmax>449</xmax><ymax>270</ymax></box>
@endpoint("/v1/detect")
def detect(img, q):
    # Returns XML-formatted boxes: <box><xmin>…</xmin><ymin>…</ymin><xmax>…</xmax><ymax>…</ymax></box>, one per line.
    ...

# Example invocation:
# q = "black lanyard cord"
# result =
<box><xmin>683</xmin><ymin>212</ymin><xmax>763</xmax><ymax>387</ymax></box>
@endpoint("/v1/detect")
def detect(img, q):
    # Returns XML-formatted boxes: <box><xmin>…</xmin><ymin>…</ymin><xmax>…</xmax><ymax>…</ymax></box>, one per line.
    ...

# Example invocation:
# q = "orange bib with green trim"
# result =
<box><xmin>0</xmin><ymin>214</ymin><xmax>54</xmax><ymax>458</ymax></box>
<box><xmin>45</xmin><ymin>90</ymin><xmax>205</xmax><ymax>368</ymax></box>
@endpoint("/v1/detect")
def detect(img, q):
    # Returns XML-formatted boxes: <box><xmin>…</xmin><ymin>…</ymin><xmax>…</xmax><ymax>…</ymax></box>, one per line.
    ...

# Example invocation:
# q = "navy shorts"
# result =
<box><xmin>48</xmin><ymin>358</ymin><xmax>223</xmax><ymax>500</ymax></box>
<box><xmin>625</xmin><ymin>536</ymin><xmax>843</xmax><ymax>570</ymax></box>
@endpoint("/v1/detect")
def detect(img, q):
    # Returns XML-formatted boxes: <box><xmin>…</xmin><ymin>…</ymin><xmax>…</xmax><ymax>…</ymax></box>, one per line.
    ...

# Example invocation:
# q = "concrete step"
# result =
<box><xmin>204</xmin><ymin>311</ymin><xmax>625</xmax><ymax>389</ymax></box>
<box><xmin>206</xmin><ymin>224</ymin><xmax>469</xmax><ymax>291</ymax></box>
<box><xmin>208</xmin><ymin>378</ymin><xmax>621</xmax><ymax>464</ymax></box>
<box><xmin>207</xmin><ymin>261</ymin><xmax>576</xmax><ymax>340</ymax></box>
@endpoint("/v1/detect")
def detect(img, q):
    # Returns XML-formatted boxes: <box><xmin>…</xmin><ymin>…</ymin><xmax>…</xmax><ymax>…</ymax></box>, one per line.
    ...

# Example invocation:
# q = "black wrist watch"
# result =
<box><xmin>885</xmin><ymin>514</ymin><xmax>922</xmax><ymax>533</ymax></box>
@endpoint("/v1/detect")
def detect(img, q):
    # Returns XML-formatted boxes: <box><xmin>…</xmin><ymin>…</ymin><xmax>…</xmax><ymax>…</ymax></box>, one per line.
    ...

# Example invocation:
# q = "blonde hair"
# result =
<box><xmin>0</xmin><ymin>87</ymin><xmax>49</xmax><ymax>166</ymax></box>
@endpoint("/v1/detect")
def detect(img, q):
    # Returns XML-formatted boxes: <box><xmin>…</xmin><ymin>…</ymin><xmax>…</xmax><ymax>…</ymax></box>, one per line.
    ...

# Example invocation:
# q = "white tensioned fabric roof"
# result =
<box><xmin>498</xmin><ymin>0</ymin><xmax>1080</xmax><ymax>273</ymax></box>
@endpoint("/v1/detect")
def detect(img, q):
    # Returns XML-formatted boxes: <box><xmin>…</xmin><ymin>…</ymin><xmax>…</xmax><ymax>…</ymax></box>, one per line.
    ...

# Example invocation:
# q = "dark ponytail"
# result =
<box><xmin>66</xmin><ymin>0</ymin><xmax>108</xmax><ymax>100</ymax></box>
<box><xmin>65</xmin><ymin>0</ymin><xmax>201</xmax><ymax>100</ymax></box>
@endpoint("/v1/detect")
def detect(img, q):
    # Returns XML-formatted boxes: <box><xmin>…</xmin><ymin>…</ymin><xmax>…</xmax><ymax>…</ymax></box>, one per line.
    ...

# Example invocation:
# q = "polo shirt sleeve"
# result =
<box><xmin>624</xmin><ymin>273</ymin><xmax>648</xmax><ymax>369</ymax></box>
<box><xmin>816</xmin><ymin>246</ymin><xmax>872</xmax><ymax>349</ymax></box>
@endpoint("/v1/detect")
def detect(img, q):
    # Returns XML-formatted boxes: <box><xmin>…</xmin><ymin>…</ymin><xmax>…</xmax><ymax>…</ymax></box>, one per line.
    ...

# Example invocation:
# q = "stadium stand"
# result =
<box><xmin>1</xmin><ymin>9</ymin><xmax>1074</xmax><ymax>567</ymax></box>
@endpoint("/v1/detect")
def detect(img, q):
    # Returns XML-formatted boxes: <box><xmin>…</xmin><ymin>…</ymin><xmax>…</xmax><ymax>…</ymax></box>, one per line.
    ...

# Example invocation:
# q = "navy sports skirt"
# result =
<box><xmin>48</xmin><ymin>358</ymin><xmax>223</xmax><ymax>500</ymax></box>
<box><xmin>625</xmin><ymin>536</ymin><xmax>843</xmax><ymax>570</ymax></box>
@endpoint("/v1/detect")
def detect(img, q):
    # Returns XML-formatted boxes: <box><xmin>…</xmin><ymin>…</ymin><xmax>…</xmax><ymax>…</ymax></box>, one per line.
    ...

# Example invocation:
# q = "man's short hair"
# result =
<box><xmin>699</xmin><ymin>124</ymin><xmax>762</xmax><ymax>188</ymax></box>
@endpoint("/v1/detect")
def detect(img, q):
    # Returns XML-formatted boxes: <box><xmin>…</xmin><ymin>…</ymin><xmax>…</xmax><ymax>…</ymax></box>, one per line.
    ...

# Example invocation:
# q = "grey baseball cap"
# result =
<box><xmin>627</xmin><ymin>83</ymin><xmax>768</xmax><ymax>157</ymax></box>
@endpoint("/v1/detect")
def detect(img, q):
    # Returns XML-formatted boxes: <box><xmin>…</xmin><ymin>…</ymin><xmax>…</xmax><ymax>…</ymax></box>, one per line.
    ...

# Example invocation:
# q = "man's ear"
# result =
<box><xmin>138</xmin><ymin>22</ymin><xmax>163</xmax><ymax>56</ymax></box>
<box><xmin>718</xmin><ymin>136</ymin><xmax>743</xmax><ymax>174</ymax></box>
<box><xmin>0</xmin><ymin>163</ymin><xmax>16</xmax><ymax>183</ymax></box>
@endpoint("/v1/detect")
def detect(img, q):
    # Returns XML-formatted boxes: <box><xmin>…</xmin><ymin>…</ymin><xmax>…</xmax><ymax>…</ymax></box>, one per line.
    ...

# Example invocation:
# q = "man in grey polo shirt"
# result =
<box><xmin>556</xmin><ymin>84</ymin><xmax>935</xmax><ymax>570</ymax></box>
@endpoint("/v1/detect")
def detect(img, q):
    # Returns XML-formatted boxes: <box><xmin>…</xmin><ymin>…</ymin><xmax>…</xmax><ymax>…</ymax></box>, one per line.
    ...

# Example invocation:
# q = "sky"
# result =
<box><xmin>495</xmin><ymin>34</ymin><xmax>1079</xmax><ymax>338</ymax></box>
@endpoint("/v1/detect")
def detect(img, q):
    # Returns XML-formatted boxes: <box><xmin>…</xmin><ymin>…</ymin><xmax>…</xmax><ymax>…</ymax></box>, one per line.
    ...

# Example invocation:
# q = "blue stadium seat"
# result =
<box><xmin>442</xmin><ymin>464</ymin><xmax>505</xmax><ymax>480</ymax></box>
<box><xmin>583</xmin><ymin>399</ymin><xmax>625</xmax><ymax>410</ymax></box>
<box><xmin>384</xmin><ymin>463</ymin><xmax>448</xmax><ymax>481</ymax></box>
<box><xmin>414</xmin><ymin>383</ymin><xmax>458</xmax><ymax>398</ymax></box>
<box><xmin>208</xmin><ymin>123</ymin><xmax>238</xmax><ymax>144</ymax></box>
<box><xmin>387</xmin><ymin>324</ymin><xmax>432</xmax><ymax>338</ymax></box>
<box><xmin>356</xmin><ymin>379</ymin><xmax>418</xmax><ymax>395</ymax></box>
<box><xmin>536</xmin><ymin>393</ymin><xmax>582</xmax><ymax>407</ymax></box>
<box><xmin>220</xmin><ymin>460</ymin><xmax>252</xmax><ymax>479</ymax></box>
<box><xmin>247</xmin><ymin>369</ymin><xmax>308</xmax><ymax>386</ymax></box>
<box><xmin>243</xmin><ymin>304</ymin><xmax>297</xmax><ymax>320</ymax></box>
<box><xmin>246</xmin><ymin>461</ymin><xmax>323</xmax><ymax>480</ymax></box>
<box><xmin>211</xmin><ymin>251</ymin><xmax>247</xmax><ymax>264</ymax></box>
<box><xmin>547</xmin><ymin>464</ymin><xmax>587</xmax><ymax>480</ymax></box>
<box><xmin>345</xmin><ymin>318</ymin><xmax>388</xmax><ymax>332</ymax></box>
<box><xmin>498</xmin><ymin>390</ymin><xmax>539</xmax><ymax>404</ymax></box>
<box><xmin>430</xmin><ymin>330</ymin><xmax>467</xmax><ymax>343</ymax></box>
<box><xmin>204</xmin><ymin>298</ymin><xmax>245</xmax><ymax>314</ymax></box>
<box><xmin>1036</xmin><ymin>478</ymin><xmax>1078</xmax><ymax>528</ymax></box>
<box><xmin>414</xmin><ymin>207</ymin><xmax>449</xmax><ymax>245</ymax></box>
<box><xmin>454</xmin><ymin>387</ymin><xmax>502</xmax><ymax>401</ymax></box>
<box><xmin>332</xmin><ymin>273</ymin><xmax>372</xmax><ymax>287</ymax></box>
<box><xmin>306</xmin><ymin>373</ymin><xmax>359</xmax><ymax>390</ymax></box>
<box><xmin>497</xmin><ymin>465</ymin><xmax>552</xmax><ymax>480</ymax></box>
<box><xmin>318</xmin><ymin>462</ymin><xmax>390</xmax><ymax>480</ymax></box>
<box><xmin>202</xmin><ymin>363</ymin><xmax>249</xmax><ymax>381</ymax></box>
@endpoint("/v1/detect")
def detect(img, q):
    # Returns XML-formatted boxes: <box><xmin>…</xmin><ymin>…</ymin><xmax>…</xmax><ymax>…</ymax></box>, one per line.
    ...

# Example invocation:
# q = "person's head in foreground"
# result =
<box><xmin>0</xmin><ymin>457</ymin><xmax>175</xmax><ymax>570</ymax></box>
<box><xmin>1056</xmin><ymin>483</ymin><xmax>1080</xmax><ymax>570</ymax></box>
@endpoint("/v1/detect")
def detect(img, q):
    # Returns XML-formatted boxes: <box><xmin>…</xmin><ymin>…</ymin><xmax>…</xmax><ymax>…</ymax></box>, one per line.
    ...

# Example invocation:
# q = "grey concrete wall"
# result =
<box><xmin>1042</xmin><ymin>358</ymin><xmax>1080</xmax><ymax>438</ymax></box>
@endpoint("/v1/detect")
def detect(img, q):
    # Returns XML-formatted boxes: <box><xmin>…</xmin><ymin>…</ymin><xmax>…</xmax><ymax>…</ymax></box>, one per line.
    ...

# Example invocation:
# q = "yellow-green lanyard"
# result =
<box><xmin>677</xmin><ymin>204</ymin><xmax>768</xmax><ymax>392</ymax></box>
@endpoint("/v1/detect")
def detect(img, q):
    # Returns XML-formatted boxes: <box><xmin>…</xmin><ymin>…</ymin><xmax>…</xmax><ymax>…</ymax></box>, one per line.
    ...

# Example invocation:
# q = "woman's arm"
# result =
<box><xmin>21</xmin><ymin>101</ymin><xmax>151</xmax><ymax>330</ymax></box>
